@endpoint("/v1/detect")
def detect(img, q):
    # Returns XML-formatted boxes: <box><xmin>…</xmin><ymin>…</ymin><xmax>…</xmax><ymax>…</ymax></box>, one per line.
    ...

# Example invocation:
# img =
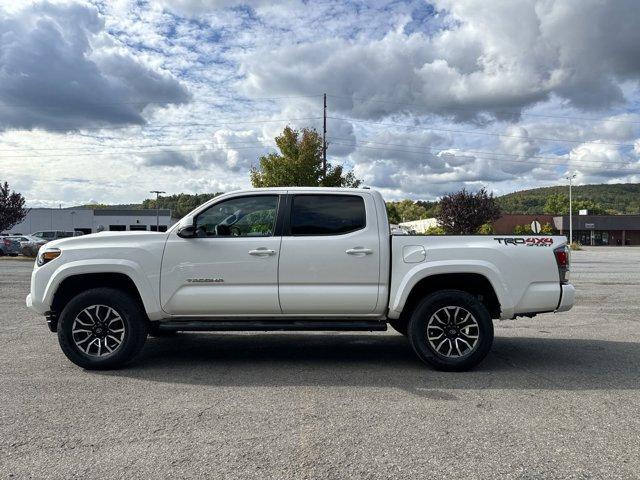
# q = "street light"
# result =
<box><xmin>565</xmin><ymin>172</ymin><xmax>576</xmax><ymax>244</ymax></box>
<box><xmin>150</xmin><ymin>190</ymin><xmax>165</xmax><ymax>232</ymax></box>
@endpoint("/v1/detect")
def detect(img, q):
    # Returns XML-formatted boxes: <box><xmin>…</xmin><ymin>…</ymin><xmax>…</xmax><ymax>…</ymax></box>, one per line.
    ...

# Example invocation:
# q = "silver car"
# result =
<box><xmin>7</xmin><ymin>235</ymin><xmax>47</xmax><ymax>257</ymax></box>
<box><xmin>0</xmin><ymin>235</ymin><xmax>21</xmax><ymax>256</ymax></box>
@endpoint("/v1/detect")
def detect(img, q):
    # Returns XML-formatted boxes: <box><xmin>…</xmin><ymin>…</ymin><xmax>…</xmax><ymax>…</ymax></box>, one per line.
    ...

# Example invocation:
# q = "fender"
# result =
<box><xmin>42</xmin><ymin>259</ymin><xmax>165</xmax><ymax>320</ymax></box>
<box><xmin>388</xmin><ymin>260</ymin><xmax>514</xmax><ymax>320</ymax></box>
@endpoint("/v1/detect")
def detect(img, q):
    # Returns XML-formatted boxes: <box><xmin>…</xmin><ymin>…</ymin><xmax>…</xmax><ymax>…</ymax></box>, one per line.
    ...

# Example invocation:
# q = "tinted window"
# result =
<box><xmin>195</xmin><ymin>195</ymin><xmax>279</xmax><ymax>237</ymax></box>
<box><xmin>290</xmin><ymin>195</ymin><xmax>366</xmax><ymax>235</ymax></box>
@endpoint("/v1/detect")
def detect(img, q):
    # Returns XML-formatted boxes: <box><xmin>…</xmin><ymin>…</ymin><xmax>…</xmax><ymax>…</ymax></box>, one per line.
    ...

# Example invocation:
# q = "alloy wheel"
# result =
<box><xmin>71</xmin><ymin>305</ymin><xmax>126</xmax><ymax>357</ymax></box>
<box><xmin>426</xmin><ymin>306</ymin><xmax>480</xmax><ymax>358</ymax></box>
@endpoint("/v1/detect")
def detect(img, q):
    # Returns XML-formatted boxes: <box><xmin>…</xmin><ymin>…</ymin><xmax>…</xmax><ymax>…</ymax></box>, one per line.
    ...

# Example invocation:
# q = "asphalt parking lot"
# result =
<box><xmin>1</xmin><ymin>248</ymin><xmax>639</xmax><ymax>479</ymax></box>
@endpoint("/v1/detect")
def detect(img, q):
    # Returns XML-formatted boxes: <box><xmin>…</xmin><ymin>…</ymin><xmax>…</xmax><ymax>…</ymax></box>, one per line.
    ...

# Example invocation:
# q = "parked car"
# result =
<box><xmin>7</xmin><ymin>235</ymin><xmax>47</xmax><ymax>257</ymax></box>
<box><xmin>0</xmin><ymin>236</ymin><xmax>21</xmax><ymax>256</ymax></box>
<box><xmin>27</xmin><ymin>187</ymin><xmax>575</xmax><ymax>371</ymax></box>
<box><xmin>32</xmin><ymin>231</ymin><xmax>83</xmax><ymax>243</ymax></box>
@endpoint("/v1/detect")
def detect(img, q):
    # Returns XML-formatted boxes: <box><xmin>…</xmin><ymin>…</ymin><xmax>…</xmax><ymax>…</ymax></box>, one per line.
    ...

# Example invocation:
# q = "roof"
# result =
<box><xmin>554</xmin><ymin>215</ymin><xmax>640</xmax><ymax>231</ymax></box>
<box><xmin>93</xmin><ymin>209</ymin><xmax>171</xmax><ymax>216</ymax></box>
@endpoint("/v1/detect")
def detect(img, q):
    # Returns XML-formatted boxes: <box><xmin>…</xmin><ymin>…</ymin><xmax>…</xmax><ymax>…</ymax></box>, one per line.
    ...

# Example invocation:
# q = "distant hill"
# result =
<box><xmin>497</xmin><ymin>183</ymin><xmax>640</xmax><ymax>215</ymax></box>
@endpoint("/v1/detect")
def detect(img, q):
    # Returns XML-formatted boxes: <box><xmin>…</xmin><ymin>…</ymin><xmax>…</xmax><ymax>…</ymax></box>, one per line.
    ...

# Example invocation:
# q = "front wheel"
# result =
<box><xmin>57</xmin><ymin>288</ymin><xmax>147</xmax><ymax>370</ymax></box>
<box><xmin>407</xmin><ymin>290</ymin><xmax>494</xmax><ymax>371</ymax></box>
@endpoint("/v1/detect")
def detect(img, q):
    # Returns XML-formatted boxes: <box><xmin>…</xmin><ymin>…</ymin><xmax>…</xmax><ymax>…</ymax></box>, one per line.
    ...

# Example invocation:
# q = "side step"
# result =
<box><xmin>157</xmin><ymin>320</ymin><xmax>388</xmax><ymax>332</ymax></box>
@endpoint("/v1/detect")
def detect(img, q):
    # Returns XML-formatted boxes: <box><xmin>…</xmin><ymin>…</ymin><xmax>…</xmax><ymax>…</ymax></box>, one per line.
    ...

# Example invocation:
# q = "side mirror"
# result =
<box><xmin>177</xmin><ymin>218</ymin><xmax>197</xmax><ymax>238</ymax></box>
<box><xmin>177</xmin><ymin>225</ymin><xmax>197</xmax><ymax>238</ymax></box>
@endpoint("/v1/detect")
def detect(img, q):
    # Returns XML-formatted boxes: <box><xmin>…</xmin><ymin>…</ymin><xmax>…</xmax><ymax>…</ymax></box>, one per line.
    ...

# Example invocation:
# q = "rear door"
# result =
<box><xmin>278</xmin><ymin>193</ymin><xmax>381</xmax><ymax>314</ymax></box>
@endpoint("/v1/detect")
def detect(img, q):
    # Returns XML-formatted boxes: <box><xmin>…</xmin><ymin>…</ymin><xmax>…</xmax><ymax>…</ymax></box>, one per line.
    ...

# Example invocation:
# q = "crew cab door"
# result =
<box><xmin>278</xmin><ymin>193</ymin><xmax>381</xmax><ymax>314</ymax></box>
<box><xmin>160</xmin><ymin>194</ymin><xmax>283</xmax><ymax>316</ymax></box>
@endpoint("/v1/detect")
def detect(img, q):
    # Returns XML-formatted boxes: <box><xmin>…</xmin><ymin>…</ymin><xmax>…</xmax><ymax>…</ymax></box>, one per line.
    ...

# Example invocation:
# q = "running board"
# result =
<box><xmin>157</xmin><ymin>320</ymin><xmax>388</xmax><ymax>332</ymax></box>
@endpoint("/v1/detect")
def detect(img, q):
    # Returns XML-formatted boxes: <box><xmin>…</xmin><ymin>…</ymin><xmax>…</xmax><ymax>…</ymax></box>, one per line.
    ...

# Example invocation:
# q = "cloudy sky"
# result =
<box><xmin>1</xmin><ymin>0</ymin><xmax>640</xmax><ymax>207</ymax></box>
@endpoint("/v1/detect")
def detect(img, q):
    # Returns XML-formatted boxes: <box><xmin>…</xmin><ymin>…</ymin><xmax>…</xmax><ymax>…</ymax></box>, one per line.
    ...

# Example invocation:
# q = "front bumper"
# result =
<box><xmin>555</xmin><ymin>283</ymin><xmax>575</xmax><ymax>312</ymax></box>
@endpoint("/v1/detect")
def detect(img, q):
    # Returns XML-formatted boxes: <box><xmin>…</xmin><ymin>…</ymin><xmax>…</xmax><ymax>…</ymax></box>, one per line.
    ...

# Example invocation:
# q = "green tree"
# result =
<box><xmin>436</xmin><ymin>188</ymin><xmax>502</xmax><ymax>235</ymax></box>
<box><xmin>543</xmin><ymin>193</ymin><xmax>608</xmax><ymax>215</ymax></box>
<box><xmin>477</xmin><ymin>222</ymin><xmax>494</xmax><ymax>234</ymax></box>
<box><xmin>250</xmin><ymin>126</ymin><xmax>361</xmax><ymax>188</ymax></box>
<box><xmin>0</xmin><ymin>181</ymin><xmax>28</xmax><ymax>232</ymax></box>
<box><xmin>425</xmin><ymin>225</ymin><xmax>446</xmax><ymax>235</ymax></box>
<box><xmin>386</xmin><ymin>200</ymin><xmax>430</xmax><ymax>223</ymax></box>
<box><xmin>143</xmin><ymin>192</ymin><xmax>223</xmax><ymax>218</ymax></box>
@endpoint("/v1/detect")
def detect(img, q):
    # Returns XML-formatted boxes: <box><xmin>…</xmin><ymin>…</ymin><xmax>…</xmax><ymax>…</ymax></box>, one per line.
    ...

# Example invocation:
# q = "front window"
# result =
<box><xmin>195</xmin><ymin>195</ymin><xmax>279</xmax><ymax>237</ymax></box>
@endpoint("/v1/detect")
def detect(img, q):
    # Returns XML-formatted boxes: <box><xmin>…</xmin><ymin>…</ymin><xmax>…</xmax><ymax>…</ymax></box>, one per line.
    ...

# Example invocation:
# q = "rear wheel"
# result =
<box><xmin>57</xmin><ymin>288</ymin><xmax>147</xmax><ymax>370</ymax></box>
<box><xmin>408</xmin><ymin>290</ymin><xmax>493</xmax><ymax>371</ymax></box>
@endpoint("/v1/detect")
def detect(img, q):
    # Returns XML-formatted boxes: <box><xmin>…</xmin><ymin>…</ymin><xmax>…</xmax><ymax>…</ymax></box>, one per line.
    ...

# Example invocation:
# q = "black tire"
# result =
<box><xmin>57</xmin><ymin>288</ymin><xmax>147</xmax><ymax>370</ymax></box>
<box><xmin>388</xmin><ymin>318</ymin><xmax>408</xmax><ymax>336</ymax></box>
<box><xmin>407</xmin><ymin>290</ymin><xmax>494</xmax><ymax>371</ymax></box>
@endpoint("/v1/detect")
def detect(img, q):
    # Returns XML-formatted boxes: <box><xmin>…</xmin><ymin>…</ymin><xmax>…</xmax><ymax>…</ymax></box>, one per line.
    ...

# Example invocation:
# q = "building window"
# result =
<box><xmin>149</xmin><ymin>225</ymin><xmax>168</xmax><ymax>232</ymax></box>
<box><xmin>109</xmin><ymin>225</ymin><xmax>126</xmax><ymax>231</ymax></box>
<box><xmin>129</xmin><ymin>225</ymin><xmax>147</xmax><ymax>231</ymax></box>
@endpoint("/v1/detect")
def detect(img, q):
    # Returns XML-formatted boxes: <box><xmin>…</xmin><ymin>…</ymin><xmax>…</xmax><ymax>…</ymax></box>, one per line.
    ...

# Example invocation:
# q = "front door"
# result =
<box><xmin>161</xmin><ymin>194</ymin><xmax>282</xmax><ymax>316</ymax></box>
<box><xmin>278</xmin><ymin>193</ymin><xmax>381</xmax><ymax>315</ymax></box>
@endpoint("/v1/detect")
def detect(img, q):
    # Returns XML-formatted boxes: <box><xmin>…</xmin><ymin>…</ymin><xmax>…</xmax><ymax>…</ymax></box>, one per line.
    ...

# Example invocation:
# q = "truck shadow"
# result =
<box><xmin>104</xmin><ymin>333</ymin><xmax>640</xmax><ymax>394</ymax></box>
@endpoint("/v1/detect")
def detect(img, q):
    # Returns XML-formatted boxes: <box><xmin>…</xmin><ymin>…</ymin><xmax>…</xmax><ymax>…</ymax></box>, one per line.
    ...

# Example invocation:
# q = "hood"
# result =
<box><xmin>46</xmin><ymin>230</ymin><xmax>165</xmax><ymax>249</ymax></box>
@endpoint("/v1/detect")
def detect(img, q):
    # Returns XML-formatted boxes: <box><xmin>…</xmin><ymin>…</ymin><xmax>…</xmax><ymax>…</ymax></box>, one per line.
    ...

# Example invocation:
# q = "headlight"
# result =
<box><xmin>37</xmin><ymin>248</ymin><xmax>61</xmax><ymax>266</ymax></box>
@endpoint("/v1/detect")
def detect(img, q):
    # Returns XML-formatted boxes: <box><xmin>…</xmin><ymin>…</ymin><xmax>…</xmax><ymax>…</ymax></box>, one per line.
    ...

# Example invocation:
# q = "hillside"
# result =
<box><xmin>497</xmin><ymin>183</ymin><xmax>640</xmax><ymax>215</ymax></box>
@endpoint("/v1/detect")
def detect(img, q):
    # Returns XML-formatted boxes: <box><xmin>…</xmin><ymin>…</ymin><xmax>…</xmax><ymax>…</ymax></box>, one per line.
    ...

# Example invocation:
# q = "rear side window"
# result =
<box><xmin>290</xmin><ymin>195</ymin><xmax>366</xmax><ymax>235</ymax></box>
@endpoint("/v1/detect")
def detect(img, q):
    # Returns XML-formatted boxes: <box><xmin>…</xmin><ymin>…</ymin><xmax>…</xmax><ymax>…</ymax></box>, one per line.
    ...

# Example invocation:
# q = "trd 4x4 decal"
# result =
<box><xmin>494</xmin><ymin>237</ymin><xmax>554</xmax><ymax>246</ymax></box>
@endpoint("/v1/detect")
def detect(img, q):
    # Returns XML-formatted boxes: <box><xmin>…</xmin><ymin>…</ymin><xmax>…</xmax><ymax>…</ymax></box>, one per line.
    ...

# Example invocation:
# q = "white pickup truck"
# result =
<box><xmin>27</xmin><ymin>187</ymin><xmax>574</xmax><ymax>371</ymax></box>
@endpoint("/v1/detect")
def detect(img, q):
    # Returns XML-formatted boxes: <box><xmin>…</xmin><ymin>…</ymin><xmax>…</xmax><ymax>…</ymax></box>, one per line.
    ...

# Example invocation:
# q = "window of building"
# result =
<box><xmin>149</xmin><ymin>225</ymin><xmax>168</xmax><ymax>232</ymax></box>
<box><xmin>129</xmin><ymin>225</ymin><xmax>147</xmax><ymax>231</ymax></box>
<box><xmin>109</xmin><ymin>225</ymin><xmax>126</xmax><ymax>231</ymax></box>
<box><xmin>290</xmin><ymin>195</ymin><xmax>366</xmax><ymax>236</ymax></box>
<box><xmin>195</xmin><ymin>195</ymin><xmax>278</xmax><ymax>237</ymax></box>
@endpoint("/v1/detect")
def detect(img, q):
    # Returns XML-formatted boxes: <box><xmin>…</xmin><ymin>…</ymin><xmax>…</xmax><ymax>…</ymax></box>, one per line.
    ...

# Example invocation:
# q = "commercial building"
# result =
<box><xmin>491</xmin><ymin>214</ymin><xmax>556</xmax><ymax>235</ymax></box>
<box><xmin>7</xmin><ymin>208</ymin><xmax>173</xmax><ymax>235</ymax></box>
<box><xmin>553</xmin><ymin>214</ymin><xmax>640</xmax><ymax>246</ymax></box>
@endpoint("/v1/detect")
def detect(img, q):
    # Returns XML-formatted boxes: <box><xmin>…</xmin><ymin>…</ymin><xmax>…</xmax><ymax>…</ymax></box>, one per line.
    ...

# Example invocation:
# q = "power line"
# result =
<box><xmin>0</xmin><ymin>94</ymin><xmax>324</xmax><ymax>110</ymax></box>
<box><xmin>327</xmin><ymin>93</ymin><xmax>640</xmax><ymax>125</ymax></box>
<box><xmin>328</xmin><ymin>116</ymin><xmax>637</xmax><ymax>147</ymax></box>
<box><xmin>0</xmin><ymin>144</ymin><xmax>276</xmax><ymax>159</ymax></box>
<box><xmin>328</xmin><ymin>140</ymin><xmax>640</xmax><ymax>170</ymax></box>
<box><xmin>1</xmin><ymin>116</ymin><xmax>324</xmax><ymax>134</ymax></box>
<box><xmin>327</xmin><ymin>136</ymin><xmax>632</xmax><ymax>166</ymax></box>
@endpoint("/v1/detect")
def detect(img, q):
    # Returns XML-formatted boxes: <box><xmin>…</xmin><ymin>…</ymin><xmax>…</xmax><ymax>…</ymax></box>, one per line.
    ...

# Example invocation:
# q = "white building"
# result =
<box><xmin>7</xmin><ymin>208</ymin><xmax>173</xmax><ymax>235</ymax></box>
<box><xmin>398</xmin><ymin>218</ymin><xmax>439</xmax><ymax>234</ymax></box>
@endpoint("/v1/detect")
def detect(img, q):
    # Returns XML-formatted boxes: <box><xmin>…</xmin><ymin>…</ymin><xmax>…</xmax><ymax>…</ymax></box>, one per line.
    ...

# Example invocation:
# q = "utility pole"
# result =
<box><xmin>322</xmin><ymin>93</ymin><xmax>327</xmax><ymax>182</ymax></box>
<box><xmin>150</xmin><ymin>190</ymin><xmax>165</xmax><ymax>232</ymax></box>
<box><xmin>565</xmin><ymin>173</ymin><xmax>576</xmax><ymax>244</ymax></box>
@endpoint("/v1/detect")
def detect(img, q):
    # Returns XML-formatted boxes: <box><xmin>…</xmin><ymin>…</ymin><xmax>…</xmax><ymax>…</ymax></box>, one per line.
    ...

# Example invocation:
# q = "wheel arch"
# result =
<box><xmin>395</xmin><ymin>272</ymin><xmax>503</xmax><ymax>328</ymax></box>
<box><xmin>44</xmin><ymin>261</ymin><xmax>163</xmax><ymax>321</ymax></box>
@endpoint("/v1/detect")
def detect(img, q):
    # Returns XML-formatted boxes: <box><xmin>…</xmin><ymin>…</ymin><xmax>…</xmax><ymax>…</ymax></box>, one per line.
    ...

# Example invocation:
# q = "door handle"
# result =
<box><xmin>346</xmin><ymin>247</ymin><xmax>373</xmax><ymax>256</ymax></box>
<box><xmin>249</xmin><ymin>248</ymin><xmax>276</xmax><ymax>256</ymax></box>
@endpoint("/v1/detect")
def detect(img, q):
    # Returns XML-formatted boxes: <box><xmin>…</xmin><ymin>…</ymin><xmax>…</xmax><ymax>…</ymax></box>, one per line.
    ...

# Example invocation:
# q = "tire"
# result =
<box><xmin>407</xmin><ymin>289</ymin><xmax>494</xmax><ymax>371</ymax></box>
<box><xmin>388</xmin><ymin>318</ymin><xmax>408</xmax><ymax>336</ymax></box>
<box><xmin>57</xmin><ymin>288</ymin><xmax>147</xmax><ymax>370</ymax></box>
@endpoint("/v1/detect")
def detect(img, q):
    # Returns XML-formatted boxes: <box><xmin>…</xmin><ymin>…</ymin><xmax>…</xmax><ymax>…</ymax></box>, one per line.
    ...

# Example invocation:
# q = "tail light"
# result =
<box><xmin>554</xmin><ymin>245</ymin><xmax>570</xmax><ymax>284</ymax></box>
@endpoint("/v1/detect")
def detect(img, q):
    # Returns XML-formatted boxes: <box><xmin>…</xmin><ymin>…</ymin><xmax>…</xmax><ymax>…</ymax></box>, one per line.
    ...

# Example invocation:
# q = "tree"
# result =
<box><xmin>386</xmin><ymin>200</ymin><xmax>430</xmax><ymax>224</ymax></box>
<box><xmin>0</xmin><ymin>181</ymin><xmax>28</xmax><ymax>232</ymax></box>
<box><xmin>543</xmin><ymin>193</ymin><xmax>608</xmax><ymax>215</ymax></box>
<box><xmin>142</xmin><ymin>192</ymin><xmax>223</xmax><ymax>218</ymax></box>
<box><xmin>436</xmin><ymin>188</ymin><xmax>502</xmax><ymax>235</ymax></box>
<box><xmin>250</xmin><ymin>126</ymin><xmax>361</xmax><ymax>188</ymax></box>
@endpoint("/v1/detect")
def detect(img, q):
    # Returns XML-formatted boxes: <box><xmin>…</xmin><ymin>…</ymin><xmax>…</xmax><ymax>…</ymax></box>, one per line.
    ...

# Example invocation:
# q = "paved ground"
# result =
<box><xmin>1</xmin><ymin>248</ymin><xmax>639</xmax><ymax>479</ymax></box>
